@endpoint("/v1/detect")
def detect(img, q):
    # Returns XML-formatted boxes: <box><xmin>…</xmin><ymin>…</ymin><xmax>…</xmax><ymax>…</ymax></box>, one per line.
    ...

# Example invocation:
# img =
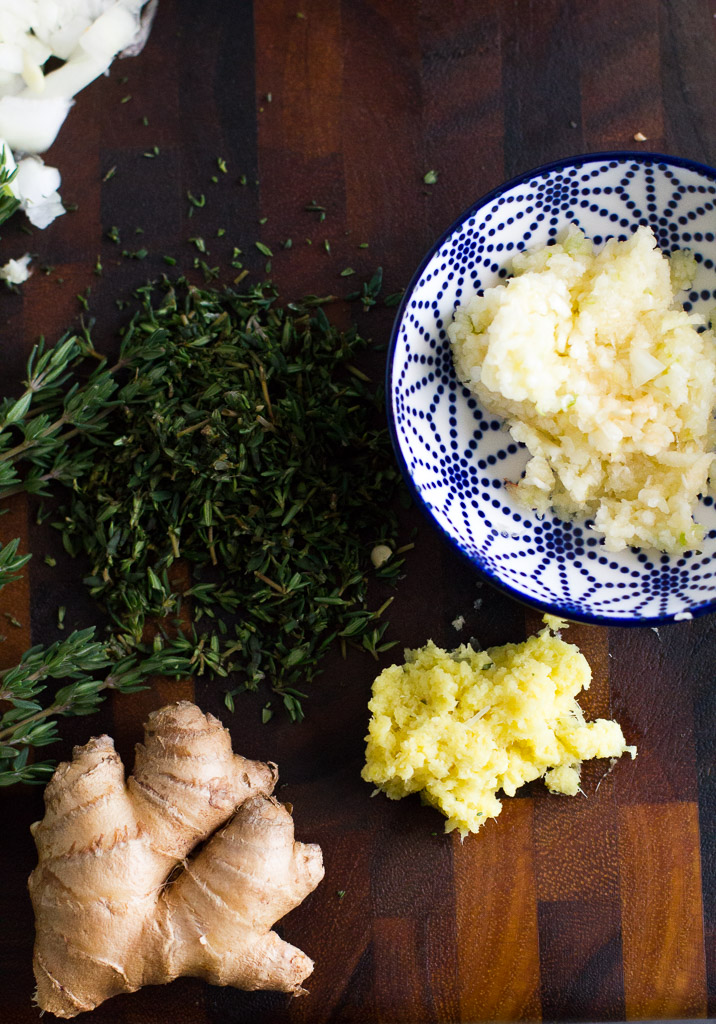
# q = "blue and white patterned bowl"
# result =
<box><xmin>387</xmin><ymin>152</ymin><xmax>716</xmax><ymax>625</ymax></box>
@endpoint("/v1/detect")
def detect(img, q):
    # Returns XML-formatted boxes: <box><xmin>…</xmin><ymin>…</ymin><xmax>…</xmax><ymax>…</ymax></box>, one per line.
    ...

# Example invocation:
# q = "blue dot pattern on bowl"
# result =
<box><xmin>389</xmin><ymin>153</ymin><xmax>716</xmax><ymax>624</ymax></box>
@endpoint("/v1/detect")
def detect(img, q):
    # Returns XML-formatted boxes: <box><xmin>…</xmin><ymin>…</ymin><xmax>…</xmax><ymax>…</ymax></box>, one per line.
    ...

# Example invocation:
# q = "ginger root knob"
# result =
<box><xmin>28</xmin><ymin>700</ymin><xmax>324</xmax><ymax>1018</ymax></box>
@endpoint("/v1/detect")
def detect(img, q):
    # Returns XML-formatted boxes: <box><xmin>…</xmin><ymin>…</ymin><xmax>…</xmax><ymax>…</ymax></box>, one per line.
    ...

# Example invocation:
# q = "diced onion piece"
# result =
<box><xmin>78</xmin><ymin>4</ymin><xmax>141</xmax><ymax>62</ymax></box>
<box><xmin>33</xmin><ymin>13</ymin><xmax>96</xmax><ymax>62</ymax></box>
<box><xmin>0</xmin><ymin>94</ymin><xmax>72</xmax><ymax>153</ymax></box>
<box><xmin>0</xmin><ymin>71</ymin><xmax>24</xmax><ymax>97</ymax></box>
<box><xmin>0</xmin><ymin>43</ymin><xmax>24</xmax><ymax>75</ymax></box>
<box><xmin>20</xmin><ymin>33</ymin><xmax>53</xmax><ymax>69</ymax></box>
<box><xmin>22</xmin><ymin>55</ymin><xmax>45</xmax><ymax>94</ymax></box>
<box><xmin>13</xmin><ymin>156</ymin><xmax>65</xmax><ymax>228</ymax></box>
<box><xmin>25</xmin><ymin>50</ymin><xmax>111</xmax><ymax>101</ymax></box>
<box><xmin>0</xmin><ymin>9</ymin><xmax>33</xmax><ymax>47</ymax></box>
<box><xmin>0</xmin><ymin>252</ymin><xmax>32</xmax><ymax>285</ymax></box>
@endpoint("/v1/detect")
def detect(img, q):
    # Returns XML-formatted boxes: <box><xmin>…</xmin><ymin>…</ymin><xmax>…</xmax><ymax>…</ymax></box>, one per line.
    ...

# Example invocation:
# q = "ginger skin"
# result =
<box><xmin>28</xmin><ymin>701</ymin><xmax>324</xmax><ymax>1018</ymax></box>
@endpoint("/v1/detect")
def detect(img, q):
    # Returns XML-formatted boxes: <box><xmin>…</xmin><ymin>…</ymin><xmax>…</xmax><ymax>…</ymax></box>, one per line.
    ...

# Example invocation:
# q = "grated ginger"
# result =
<box><xmin>362</xmin><ymin>618</ymin><xmax>636</xmax><ymax>836</ymax></box>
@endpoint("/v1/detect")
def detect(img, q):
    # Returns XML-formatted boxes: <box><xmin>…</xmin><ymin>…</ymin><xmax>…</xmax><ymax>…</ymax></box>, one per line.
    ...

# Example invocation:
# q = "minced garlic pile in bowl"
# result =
<box><xmin>448</xmin><ymin>226</ymin><xmax>716</xmax><ymax>552</ymax></box>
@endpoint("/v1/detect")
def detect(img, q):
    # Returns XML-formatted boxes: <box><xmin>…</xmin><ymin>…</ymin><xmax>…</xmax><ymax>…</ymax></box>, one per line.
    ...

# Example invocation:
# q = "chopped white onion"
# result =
<box><xmin>0</xmin><ymin>252</ymin><xmax>32</xmax><ymax>285</ymax></box>
<box><xmin>13</xmin><ymin>155</ymin><xmax>65</xmax><ymax>228</ymax></box>
<box><xmin>0</xmin><ymin>0</ymin><xmax>155</xmax><ymax>229</ymax></box>
<box><xmin>0</xmin><ymin>43</ymin><xmax>24</xmax><ymax>75</ymax></box>
<box><xmin>78</xmin><ymin>4</ymin><xmax>140</xmax><ymax>62</ymax></box>
<box><xmin>0</xmin><ymin>94</ymin><xmax>72</xmax><ymax>153</ymax></box>
<box><xmin>25</xmin><ymin>51</ymin><xmax>111</xmax><ymax>101</ymax></box>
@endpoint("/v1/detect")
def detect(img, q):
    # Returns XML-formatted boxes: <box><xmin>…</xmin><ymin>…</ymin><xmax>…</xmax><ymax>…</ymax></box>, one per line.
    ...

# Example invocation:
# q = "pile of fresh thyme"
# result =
<box><xmin>0</xmin><ymin>275</ymin><xmax>406</xmax><ymax>772</ymax></box>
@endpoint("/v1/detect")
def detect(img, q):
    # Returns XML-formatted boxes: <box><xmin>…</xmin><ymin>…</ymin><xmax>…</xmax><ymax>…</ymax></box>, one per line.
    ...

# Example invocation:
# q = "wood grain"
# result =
<box><xmin>577</xmin><ymin>0</ymin><xmax>664</xmax><ymax>152</ymax></box>
<box><xmin>455</xmin><ymin>799</ymin><xmax>541</xmax><ymax>1022</ymax></box>
<box><xmin>0</xmin><ymin>2</ymin><xmax>714</xmax><ymax>1022</ymax></box>
<box><xmin>619</xmin><ymin>802</ymin><xmax>707</xmax><ymax>1019</ymax></box>
<box><xmin>690</xmin><ymin>615</ymin><xmax>716</xmax><ymax>1016</ymax></box>
<box><xmin>538</xmin><ymin>897</ymin><xmax>626</xmax><ymax>1021</ymax></box>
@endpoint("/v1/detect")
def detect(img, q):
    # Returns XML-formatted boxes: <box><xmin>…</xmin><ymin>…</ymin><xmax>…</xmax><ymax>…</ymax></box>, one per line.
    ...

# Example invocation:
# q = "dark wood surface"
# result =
<box><xmin>1</xmin><ymin>2</ymin><xmax>715</xmax><ymax>1021</ymax></box>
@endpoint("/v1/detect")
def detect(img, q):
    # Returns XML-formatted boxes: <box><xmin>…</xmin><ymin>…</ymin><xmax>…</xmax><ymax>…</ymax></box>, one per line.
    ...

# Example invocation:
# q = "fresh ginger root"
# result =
<box><xmin>28</xmin><ymin>701</ymin><xmax>324</xmax><ymax>1018</ymax></box>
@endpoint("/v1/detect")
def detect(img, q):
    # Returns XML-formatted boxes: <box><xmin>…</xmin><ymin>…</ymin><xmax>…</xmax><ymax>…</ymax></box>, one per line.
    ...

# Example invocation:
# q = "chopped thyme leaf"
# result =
<box><xmin>423</xmin><ymin>169</ymin><xmax>439</xmax><ymax>185</ymax></box>
<box><xmin>255</xmin><ymin>241</ymin><xmax>273</xmax><ymax>257</ymax></box>
<box><xmin>102</xmin><ymin>166</ymin><xmax>117</xmax><ymax>182</ymax></box>
<box><xmin>194</xmin><ymin>259</ymin><xmax>220</xmax><ymax>281</ymax></box>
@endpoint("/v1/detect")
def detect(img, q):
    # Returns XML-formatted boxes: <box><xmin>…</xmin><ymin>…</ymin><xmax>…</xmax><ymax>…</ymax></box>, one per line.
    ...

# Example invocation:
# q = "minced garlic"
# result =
<box><xmin>448</xmin><ymin>225</ymin><xmax>716</xmax><ymax>552</ymax></box>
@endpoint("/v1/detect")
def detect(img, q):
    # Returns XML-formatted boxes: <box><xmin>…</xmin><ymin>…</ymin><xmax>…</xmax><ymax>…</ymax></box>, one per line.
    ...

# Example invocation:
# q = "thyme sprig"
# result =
<box><xmin>0</xmin><ymin>538</ymin><xmax>31</xmax><ymax>589</ymax></box>
<box><xmin>0</xmin><ymin>333</ymin><xmax>121</xmax><ymax>500</ymax></box>
<box><xmin>0</xmin><ymin>557</ymin><xmax>192</xmax><ymax>785</ymax></box>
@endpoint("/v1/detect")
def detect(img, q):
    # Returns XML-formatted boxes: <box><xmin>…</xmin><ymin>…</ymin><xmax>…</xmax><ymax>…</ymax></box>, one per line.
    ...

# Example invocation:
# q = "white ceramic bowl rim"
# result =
<box><xmin>386</xmin><ymin>150</ymin><xmax>716</xmax><ymax>626</ymax></box>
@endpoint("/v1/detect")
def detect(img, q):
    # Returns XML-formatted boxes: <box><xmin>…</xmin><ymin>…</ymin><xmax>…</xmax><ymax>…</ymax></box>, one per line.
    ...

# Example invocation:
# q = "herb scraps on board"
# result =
<box><xmin>0</xmin><ymin>275</ymin><xmax>408</xmax><ymax>737</ymax></box>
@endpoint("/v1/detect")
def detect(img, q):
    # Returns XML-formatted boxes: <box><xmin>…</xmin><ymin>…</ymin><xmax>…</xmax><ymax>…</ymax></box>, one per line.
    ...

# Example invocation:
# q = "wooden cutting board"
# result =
<box><xmin>1</xmin><ymin>1</ymin><xmax>714</xmax><ymax>1021</ymax></box>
